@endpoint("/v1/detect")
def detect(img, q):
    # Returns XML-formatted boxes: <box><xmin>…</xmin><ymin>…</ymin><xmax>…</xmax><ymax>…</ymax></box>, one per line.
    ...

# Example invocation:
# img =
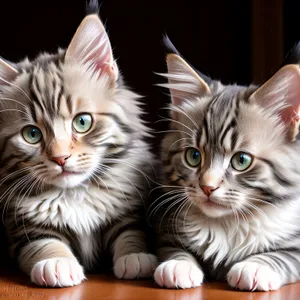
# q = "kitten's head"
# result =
<box><xmin>161</xmin><ymin>47</ymin><xmax>300</xmax><ymax>219</ymax></box>
<box><xmin>0</xmin><ymin>14</ymin><xmax>144</xmax><ymax>189</ymax></box>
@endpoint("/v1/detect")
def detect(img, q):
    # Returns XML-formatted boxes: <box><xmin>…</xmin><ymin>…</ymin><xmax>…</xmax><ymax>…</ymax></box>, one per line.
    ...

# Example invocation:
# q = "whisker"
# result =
<box><xmin>1</xmin><ymin>173</ymin><xmax>35</xmax><ymax>223</ymax></box>
<box><xmin>159</xmin><ymin>194</ymin><xmax>186</xmax><ymax>231</ymax></box>
<box><xmin>228</xmin><ymin>207</ymin><xmax>240</xmax><ymax>241</ymax></box>
<box><xmin>95</xmin><ymin>165</ymin><xmax>141</xmax><ymax>211</ymax></box>
<box><xmin>156</xmin><ymin>117</ymin><xmax>195</xmax><ymax>135</ymax></box>
<box><xmin>162</xmin><ymin>106</ymin><xmax>199</xmax><ymax>130</ymax></box>
<box><xmin>0</xmin><ymin>97</ymin><xmax>28</xmax><ymax>110</ymax></box>
<box><xmin>0</xmin><ymin>108</ymin><xmax>31</xmax><ymax>119</ymax></box>
<box><xmin>168</xmin><ymin>137</ymin><xmax>193</xmax><ymax>152</ymax></box>
<box><xmin>101</xmin><ymin>158</ymin><xmax>157</xmax><ymax>186</ymax></box>
<box><xmin>16</xmin><ymin>176</ymin><xmax>41</xmax><ymax>224</ymax></box>
<box><xmin>150</xmin><ymin>184</ymin><xmax>191</xmax><ymax>193</ymax></box>
<box><xmin>0</xmin><ymin>166</ymin><xmax>33</xmax><ymax>185</ymax></box>
<box><xmin>154</xmin><ymin>129</ymin><xmax>194</xmax><ymax>138</ymax></box>
<box><xmin>0</xmin><ymin>76</ymin><xmax>32</xmax><ymax>102</ymax></box>
<box><xmin>147</xmin><ymin>188</ymin><xmax>184</xmax><ymax>215</ymax></box>
<box><xmin>148</xmin><ymin>190</ymin><xmax>185</xmax><ymax>219</ymax></box>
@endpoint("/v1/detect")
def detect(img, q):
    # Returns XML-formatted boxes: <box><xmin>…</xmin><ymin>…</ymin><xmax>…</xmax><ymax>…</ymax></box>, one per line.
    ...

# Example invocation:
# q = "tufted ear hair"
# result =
<box><xmin>85</xmin><ymin>0</ymin><xmax>100</xmax><ymax>15</ymax></box>
<box><xmin>281</xmin><ymin>41</ymin><xmax>300</xmax><ymax>67</ymax></box>
<box><xmin>158</xmin><ymin>53</ymin><xmax>211</xmax><ymax>107</ymax></box>
<box><xmin>249</xmin><ymin>64</ymin><xmax>300</xmax><ymax>141</ymax></box>
<box><xmin>65</xmin><ymin>14</ymin><xmax>118</xmax><ymax>83</ymax></box>
<box><xmin>0</xmin><ymin>57</ymin><xmax>19</xmax><ymax>86</ymax></box>
<box><xmin>157</xmin><ymin>36</ymin><xmax>212</xmax><ymax>107</ymax></box>
<box><xmin>162</xmin><ymin>35</ymin><xmax>213</xmax><ymax>86</ymax></box>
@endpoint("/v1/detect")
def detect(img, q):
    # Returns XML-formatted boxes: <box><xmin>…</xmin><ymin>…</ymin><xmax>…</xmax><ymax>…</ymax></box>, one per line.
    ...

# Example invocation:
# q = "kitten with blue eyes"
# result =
<box><xmin>152</xmin><ymin>39</ymin><xmax>300</xmax><ymax>291</ymax></box>
<box><xmin>0</xmin><ymin>9</ymin><xmax>157</xmax><ymax>287</ymax></box>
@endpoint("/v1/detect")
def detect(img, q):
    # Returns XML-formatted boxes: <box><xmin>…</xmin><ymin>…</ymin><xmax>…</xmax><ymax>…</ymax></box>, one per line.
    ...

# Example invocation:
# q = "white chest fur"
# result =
<box><xmin>18</xmin><ymin>184</ymin><xmax>126</xmax><ymax>234</ymax></box>
<box><xmin>183</xmin><ymin>200</ymin><xmax>300</xmax><ymax>268</ymax></box>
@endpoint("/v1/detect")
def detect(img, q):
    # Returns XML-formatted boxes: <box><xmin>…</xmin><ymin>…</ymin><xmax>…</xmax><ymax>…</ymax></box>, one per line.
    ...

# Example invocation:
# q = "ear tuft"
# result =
<box><xmin>85</xmin><ymin>0</ymin><xmax>100</xmax><ymax>15</ymax></box>
<box><xmin>159</xmin><ymin>54</ymin><xmax>211</xmax><ymax>106</ymax></box>
<box><xmin>65</xmin><ymin>14</ymin><xmax>118</xmax><ymax>82</ymax></box>
<box><xmin>0</xmin><ymin>58</ymin><xmax>18</xmax><ymax>86</ymax></box>
<box><xmin>281</xmin><ymin>41</ymin><xmax>300</xmax><ymax>66</ymax></box>
<box><xmin>162</xmin><ymin>36</ymin><xmax>212</xmax><ymax>85</ymax></box>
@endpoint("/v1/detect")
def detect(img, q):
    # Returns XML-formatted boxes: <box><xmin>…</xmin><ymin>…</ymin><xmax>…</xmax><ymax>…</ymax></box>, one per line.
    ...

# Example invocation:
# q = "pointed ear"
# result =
<box><xmin>249</xmin><ymin>64</ymin><xmax>300</xmax><ymax>141</ymax></box>
<box><xmin>159</xmin><ymin>54</ymin><xmax>211</xmax><ymax>106</ymax></box>
<box><xmin>65</xmin><ymin>14</ymin><xmax>118</xmax><ymax>82</ymax></box>
<box><xmin>0</xmin><ymin>58</ymin><xmax>18</xmax><ymax>85</ymax></box>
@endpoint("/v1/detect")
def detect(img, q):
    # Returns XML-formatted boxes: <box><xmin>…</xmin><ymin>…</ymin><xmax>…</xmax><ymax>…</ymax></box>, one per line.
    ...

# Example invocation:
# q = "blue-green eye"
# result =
<box><xmin>22</xmin><ymin>126</ymin><xmax>42</xmax><ymax>144</ymax></box>
<box><xmin>231</xmin><ymin>152</ymin><xmax>253</xmax><ymax>171</ymax></box>
<box><xmin>73</xmin><ymin>113</ymin><xmax>92</xmax><ymax>133</ymax></box>
<box><xmin>185</xmin><ymin>148</ymin><xmax>201</xmax><ymax>167</ymax></box>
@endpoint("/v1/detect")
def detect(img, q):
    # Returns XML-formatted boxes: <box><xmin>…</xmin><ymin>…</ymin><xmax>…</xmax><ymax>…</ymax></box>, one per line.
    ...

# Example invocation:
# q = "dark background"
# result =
<box><xmin>0</xmin><ymin>0</ymin><xmax>253</xmax><ymax>136</ymax></box>
<box><xmin>0</xmin><ymin>1</ymin><xmax>298</xmax><ymax>135</ymax></box>
<box><xmin>0</xmin><ymin>0</ymin><xmax>299</xmax><ymax>266</ymax></box>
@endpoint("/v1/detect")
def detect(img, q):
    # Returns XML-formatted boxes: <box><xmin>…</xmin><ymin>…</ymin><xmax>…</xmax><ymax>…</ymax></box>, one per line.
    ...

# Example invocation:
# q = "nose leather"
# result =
<box><xmin>201</xmin><ymin>185</ymin><xmax>219</xmax><ymax>197</ymax></box>
<box><xmin>51</xmin><ymin>155</ymin><xmax>71</xmax><ymax>166</ymax></box>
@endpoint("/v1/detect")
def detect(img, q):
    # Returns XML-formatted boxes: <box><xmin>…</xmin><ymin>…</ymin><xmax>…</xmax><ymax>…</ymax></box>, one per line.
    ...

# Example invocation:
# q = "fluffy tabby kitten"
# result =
<box><xmin>0</xmin><ymin>11</ymin><xmax>157</xmax><ymax>287</ymax></box>
<box><xmin>152</xmin><ymin>39</ymin><xmax>300</xmax><ymax>291</ymax></box>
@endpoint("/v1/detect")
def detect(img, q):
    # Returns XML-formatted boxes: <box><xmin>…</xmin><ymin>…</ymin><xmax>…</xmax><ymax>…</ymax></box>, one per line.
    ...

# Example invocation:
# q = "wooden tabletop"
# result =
<box><xmin>1</xmin><ymin>269</ymin><xmax>300</xmax><ymax>300</ymax></box>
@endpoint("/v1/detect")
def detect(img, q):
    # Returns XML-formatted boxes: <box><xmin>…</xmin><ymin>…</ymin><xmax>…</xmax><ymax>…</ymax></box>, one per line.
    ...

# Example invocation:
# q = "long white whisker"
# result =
<box><xmin>155</xmin><ymin>129</ymin><xmax>194</xmax><ymax>138</ymax></box>
<box><xmin>0</xmin><ymin>76</ymin><xmax>32</xmax><ymax>102</ymax></box>
<box><xmin>147</xmin><ymin>189</ymin><xmax>184</xmax><ymax>214</ymax></box>
<box><xmin>0</xmin><ymin>108</ymin><xmax>31</xmax><ymax>119</ymax></box>
<box><xmin>159</xmin><ymin>194</ymin><xmax>186</xmax><ymax>230</ymax></box>
<box><xmin>157</xmin><ymin>117</ymin><xmax>195</xmax><ymax>135</ymax></box>
<box><xmin>164</xmin><ymin>106</ymin><xmax>199</xmax><ymax>130</ymax></box>
<box><xmin>168</xmin><ymin>137</ymin><xmax>193</xmax><ymax>152</ymax></box>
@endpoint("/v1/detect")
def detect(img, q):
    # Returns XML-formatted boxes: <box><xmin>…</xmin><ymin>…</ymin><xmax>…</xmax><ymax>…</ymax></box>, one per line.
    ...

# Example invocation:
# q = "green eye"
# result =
<box><xmin>73</xmin><ymin>113</ymin><xmax>93</xmax><ymax>133</ymax></box>
<box><xmin>231</xmin><ymin>152</ymin><xmax>253</xmax><ymax>171</ymax></box>
<box><xmin>22</xmin><ymin>126</ymin><xmax>42</xmax><ymax>144</ymax></box>
<box><xmin>185</xmin><ymin>148</ymin><xmax>201</xmax><ymax>167</ymax></box>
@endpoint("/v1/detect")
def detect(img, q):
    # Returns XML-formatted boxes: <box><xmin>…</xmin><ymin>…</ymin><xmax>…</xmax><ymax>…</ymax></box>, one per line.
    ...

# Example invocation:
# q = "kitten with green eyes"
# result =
<box><xmin>152</xmin><ymin>39</ymin><xmax>300</xmax><ymax>291</ymax></box>
<box><xmin>0</xmin><ymin>9</ymin><xmax>157</xmax><ymax>287</ymax></box>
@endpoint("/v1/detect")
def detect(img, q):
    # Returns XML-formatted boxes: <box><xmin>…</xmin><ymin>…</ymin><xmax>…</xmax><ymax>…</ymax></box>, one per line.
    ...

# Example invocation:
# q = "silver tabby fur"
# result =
<box><xmin>153</xmin><ymin>41</ymin><xmax>300</xmax><ymax>291</ymax></box>
<box><xmin>0</xmin><ymin>12</ymin><xmax>157</xmax><ymax>287</ymax></box>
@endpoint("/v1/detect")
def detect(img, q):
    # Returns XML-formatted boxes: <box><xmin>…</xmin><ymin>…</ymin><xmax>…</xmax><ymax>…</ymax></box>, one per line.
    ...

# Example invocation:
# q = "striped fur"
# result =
<box><xmin>0</xmin><ymin>13</ymin><xmax>157</xmax><ymax>287</ymax></box>
<box><xmin>152</xmin><ymin>51</ymin><xmax>300</xmax><ymax>291</ymax></box>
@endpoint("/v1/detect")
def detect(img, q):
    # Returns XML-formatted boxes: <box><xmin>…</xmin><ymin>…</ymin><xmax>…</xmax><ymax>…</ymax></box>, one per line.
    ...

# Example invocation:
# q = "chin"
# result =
<box><xmin>199</xmin><ymin>202</ymin><xmax>233</xmax><ymax>218</ymax></box>
<box><xmin>51</xmin><ymin>173</ymin><xmax>89</xmax><ymax>188</ymax></box>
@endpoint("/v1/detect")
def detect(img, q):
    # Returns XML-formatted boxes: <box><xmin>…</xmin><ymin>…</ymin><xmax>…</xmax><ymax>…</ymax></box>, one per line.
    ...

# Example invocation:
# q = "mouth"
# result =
<box><xmin>59</xmin><ymin>170</ymin><xmax>81</xmax><ymax>177</ymax></box>
<box><xmin>203</xmin><ymin>199</ymin><xmax>230</xmax><ymax>209</ymax></box>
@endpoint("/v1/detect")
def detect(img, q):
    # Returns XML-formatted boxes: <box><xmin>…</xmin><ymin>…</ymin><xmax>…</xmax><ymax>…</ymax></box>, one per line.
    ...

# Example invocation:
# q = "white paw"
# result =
<box><xmin>154</xmin><ymin>260</ymin><xmax>203</xmax><ymax>289</ymax></box>
<box><xmin>31</xmin><ymin>257</ymin><xmax>86</xmax><ymax>287</ymax></box>
<box><xmin>227</xmin><ymin>261</ymin><xmax>282</xmax><ymax>291</ymax></box>
<box><xmin>114</xmin><ymin>253</ymin><xmax>157</xmax><ymax>279</ymax></box>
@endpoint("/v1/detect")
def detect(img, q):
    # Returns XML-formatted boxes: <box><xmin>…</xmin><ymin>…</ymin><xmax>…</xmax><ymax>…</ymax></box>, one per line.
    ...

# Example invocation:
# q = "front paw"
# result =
<box><xmin>31</xmin><ymin>257</ymin><xmax>86</xmax><ymax>287</ymax></box>
<box><xmin>154</xmin><ymin>260</ymin><xmax>203</xmax><ymax>289</ymax></box>
<box><xmin>114</xmin><ymin>253</ymin><xmax>158</xmax><ymax>279</ymax></box>
<box><xmin>227</xmin><ymin>261</ymin><xmax>282</xmax><ymax>291</ymax></box>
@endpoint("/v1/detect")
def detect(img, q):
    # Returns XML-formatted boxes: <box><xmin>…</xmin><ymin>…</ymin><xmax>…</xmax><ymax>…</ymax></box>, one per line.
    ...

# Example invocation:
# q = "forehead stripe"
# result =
<box><xmin>66</xmin><ymin>95</ymin><xmax>72</xmax><ymax>115</ymax></box>
<box><xmin>29</xmin><ymin>75</ymin><xmax>45</xmax><ymax>114</ymax></box>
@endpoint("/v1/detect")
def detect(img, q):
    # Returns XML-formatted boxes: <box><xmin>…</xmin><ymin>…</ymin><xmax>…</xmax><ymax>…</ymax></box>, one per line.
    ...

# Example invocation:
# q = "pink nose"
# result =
<box><xmin>201</xmin><ymin>186</ymin><xmax>219</xmax><ymax>197</ymax></box>
<box><xmin>51</xmin><ymin>155</ymin><xmax>71</xmax><ymax>166</ymax></box>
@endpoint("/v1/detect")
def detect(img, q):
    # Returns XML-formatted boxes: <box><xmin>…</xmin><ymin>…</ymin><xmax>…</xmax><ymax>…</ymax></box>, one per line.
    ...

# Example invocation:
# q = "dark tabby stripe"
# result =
<box><xmin>97</xmin><ymin>113</ymin><xmax>133</xmax><ymax>133</ymax></box>
<box><xmin>66</xmin><ymin>94</ymin><xmax>72</xmax><ymax>114</ymax></box>
<box><xmin>56</xmin><ymin>85</ymin><xmax>64</xmax><ymax>113</ymax></box>
<box><xmin>220</xmin><ymin>119</ymin><xmax>237</xmax><ymax>146</ymax></box>
<box><xmin>260</xmin><ymin>158</ymin><xmax>293</xmax><ymax>187</ymax></box>
<box><xmin>29</xmin><ymin>74</ymin><xmax>45</xmax><ymax>114</ymax></box>
<box><xmin>13</xmin><ymin>233</ymin><xmax>62</xmax><ymax>260</ymax></box>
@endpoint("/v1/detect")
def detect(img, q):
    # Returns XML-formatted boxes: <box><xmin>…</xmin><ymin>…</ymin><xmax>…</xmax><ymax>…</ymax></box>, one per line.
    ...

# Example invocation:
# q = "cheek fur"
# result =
<box><xmin>172</xmin><ymin>153</ymin><xmax>196</xmax><ymax>181</ymax></box>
